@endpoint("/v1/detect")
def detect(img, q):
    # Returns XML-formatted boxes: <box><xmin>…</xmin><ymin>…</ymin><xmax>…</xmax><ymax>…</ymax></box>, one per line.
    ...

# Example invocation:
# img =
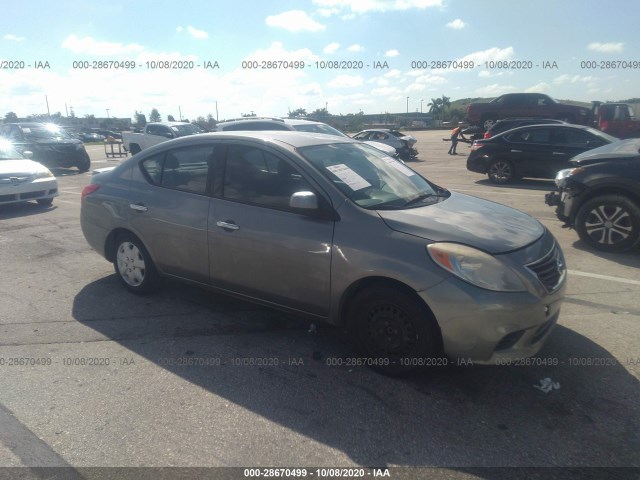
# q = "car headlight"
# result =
<box><xmin>555</xmin><ymin>167</ymin><xmax>584</xmax><ymax>187</ymax></box>
<box><xmin>427</xmin><ymin>243</ymin><xmax>526</xmax><ymax>292</ymax></box>
<box><xmin>34</xmin><ymin>170</ymin><xmax>54</xmax><ymax>179</ymax></box>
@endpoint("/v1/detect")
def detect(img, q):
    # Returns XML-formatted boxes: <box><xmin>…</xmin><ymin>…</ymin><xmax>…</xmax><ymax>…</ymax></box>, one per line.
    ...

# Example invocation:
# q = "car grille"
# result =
<box><xmin>525</xmin><ymin>243</ymin><xmax>566</xmax><ymax>293</ymax></box>
<box><xmin>0</xmin><ymin>175</ymin><xmax>34</xmax><ymax>184</ymax></box>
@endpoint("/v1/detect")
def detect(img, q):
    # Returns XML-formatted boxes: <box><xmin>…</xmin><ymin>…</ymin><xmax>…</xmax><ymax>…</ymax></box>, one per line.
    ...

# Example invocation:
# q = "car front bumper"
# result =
<box><xmin>0</xmin><ymin>178</ymin><xmax>58</xmax><ymax>205</ymax></box>
<box><xmin>418</xmin><ymin>267</ymin><xmax>566</xmax><ymax>364</ymax></box>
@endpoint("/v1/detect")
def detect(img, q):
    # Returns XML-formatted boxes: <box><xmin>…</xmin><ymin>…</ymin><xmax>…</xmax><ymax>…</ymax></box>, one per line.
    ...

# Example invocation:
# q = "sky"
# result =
<box><xmin>1</xmin><ymin>0</ymin><xmax>639</xmax><ymax>122</ymax></box>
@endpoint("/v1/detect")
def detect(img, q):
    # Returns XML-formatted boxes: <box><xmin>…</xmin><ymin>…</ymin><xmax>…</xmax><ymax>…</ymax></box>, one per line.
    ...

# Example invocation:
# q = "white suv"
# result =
<box><xmin>216</xmin><ymin>117</ymin><xmax>399</xmax><ymax>158</ymax></box>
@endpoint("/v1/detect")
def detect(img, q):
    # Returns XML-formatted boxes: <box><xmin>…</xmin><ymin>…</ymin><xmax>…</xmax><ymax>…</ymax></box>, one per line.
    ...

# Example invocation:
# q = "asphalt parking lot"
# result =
<box><xmin>0</xmin><ymin>131</ymin><xmax>638</xmax><ymax>479</ymax></box>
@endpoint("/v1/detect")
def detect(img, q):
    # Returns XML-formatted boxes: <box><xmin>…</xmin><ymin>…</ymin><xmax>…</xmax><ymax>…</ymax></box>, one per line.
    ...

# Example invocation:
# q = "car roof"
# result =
<box><xmin>141</xmin><ymin>131</ymin><xmax>358</xmax><ymax>154</ymax></box>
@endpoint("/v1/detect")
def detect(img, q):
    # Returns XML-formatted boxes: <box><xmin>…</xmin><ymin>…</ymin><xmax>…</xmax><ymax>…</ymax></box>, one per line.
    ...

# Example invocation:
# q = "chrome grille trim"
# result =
<box><xmin>525</xmin><ymin>242</ymin><xmax>566</xmax><ymax>293</ymax></box>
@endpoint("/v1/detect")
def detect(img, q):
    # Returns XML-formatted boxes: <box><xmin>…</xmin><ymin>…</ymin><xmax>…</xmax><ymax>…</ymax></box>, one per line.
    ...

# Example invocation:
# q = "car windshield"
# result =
<box><xmin>299</xmin><ymin>142</ymin><xmax>444</xmax><ymax>209</ymax></box>
<box><xmin>170</xmin><ymin>123</ymin><xmax>203</xmax><ymax>137</ymax></box>
<box><xmin>292</xmin><ymin>123</ymin><xmax>347</xmax><ymax>137</ymax></box>
<box><xmin>21</xmin><ymin>124</ymin><xmax>71</xmax><ymax>140</ymax></box>
<box><xmin>0</xmin><ymin>141</ymin><xmax>23</xmax><ymax>160</ymax></box>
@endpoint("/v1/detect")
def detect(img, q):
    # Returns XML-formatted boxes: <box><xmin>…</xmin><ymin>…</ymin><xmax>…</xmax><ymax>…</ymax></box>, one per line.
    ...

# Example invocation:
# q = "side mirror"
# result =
<box><xmin>23</xmin><ymin>150</ymin><xmax>33</xmax><ymax>159</ymax></box>
<box><xmin>289</xmin><ymin>191</ymin><xmax>318</xmax><ymax>210</ymax></box>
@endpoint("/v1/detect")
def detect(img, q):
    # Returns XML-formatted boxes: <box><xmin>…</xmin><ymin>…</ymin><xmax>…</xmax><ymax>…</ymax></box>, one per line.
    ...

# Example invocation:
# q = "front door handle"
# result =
<box><xmin>552</xmin><ymin>152</ymin><xmax>566</xmax><ymax>155</ymax></box>
<box><xmin>129</xmin><ymin>203</ymin><xmax>148</xmax><ymax>212</ymax></box>
<box><xmin>216</xmin><ymin>221</ymin><xmax>239</xmax><ymax>231</ymax></box>
<box><xmin>510</xmin><ymin>149</ymin><xmax>522</xmax><ymax>153</ymax></box>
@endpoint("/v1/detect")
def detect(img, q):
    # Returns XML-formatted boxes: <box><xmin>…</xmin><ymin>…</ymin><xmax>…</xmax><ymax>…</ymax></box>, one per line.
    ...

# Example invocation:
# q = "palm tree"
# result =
<box><xmin>428</xmin><ymin>98</ymin><xmax>443</xmax><ymax>124</ymax></box>
<box><xmin>440</xmin><ymin>95</ymin><xmax>451</xmax><ymax>122</ymax></box>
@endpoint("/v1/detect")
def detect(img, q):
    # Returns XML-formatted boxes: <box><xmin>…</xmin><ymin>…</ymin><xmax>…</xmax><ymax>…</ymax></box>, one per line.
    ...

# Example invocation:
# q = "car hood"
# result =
<box><xmin>377</xmin><ymin>191</ymin><xmax>544</xmax><ymax>254</ymax></box>
<box><xmin>0</xmin><ymin>159</ymin><xmax>52</xmax><ymax>176</ymax></box>
<box><xmin>570</xmin><ymin>138</ymin><xmax>640</xmax><ymax>166</ymax></box>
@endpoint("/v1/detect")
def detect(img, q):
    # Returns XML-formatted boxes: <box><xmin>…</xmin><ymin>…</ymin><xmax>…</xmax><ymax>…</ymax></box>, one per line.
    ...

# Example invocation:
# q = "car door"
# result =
<box><xmin>543</xmin><ymin>128</ymin><xmax>605</xmax><ymax>177</ymax></box>
<box><xmin>128</xmin><ymin>143</ymin><xmax>217</xmax><ymax>284</ymax></box>
<box><xmin>503</xmin><ymin>127</ymin><xmax>554</xmax><ymax>177</ymax></box>
<box><xmin>208</xmin><ymin>142</ymin><xmax>334</xmax><ymax>317</ymax></box>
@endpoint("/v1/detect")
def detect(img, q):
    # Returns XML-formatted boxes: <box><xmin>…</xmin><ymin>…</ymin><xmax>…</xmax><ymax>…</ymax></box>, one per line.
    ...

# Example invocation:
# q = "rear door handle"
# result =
<box><xmin>510</xmin><ymin>149</ymin><xmax>522</xmax><ymax>153</ymax></box>
<box><xmin>129</xmin><ymin>203</ymin><xmax>148</xmax><ymax>212</ymax></box>
<box><xmin>216</xmin><ymin>221</ymin><xmax>239</xmax><ymax>231</ymax></box>
<box><xmin>552</xmin><ymin>152</ymin><xmax>566</xmax><ymax>155</ymax></box>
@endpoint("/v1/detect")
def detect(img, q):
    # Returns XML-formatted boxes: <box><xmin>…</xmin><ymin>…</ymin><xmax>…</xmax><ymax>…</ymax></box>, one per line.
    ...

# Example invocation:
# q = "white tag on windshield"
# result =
<box><xmin>326</xmin><ymin>164</ymin><xmax>371</xmax><ymax>191</ymax></box>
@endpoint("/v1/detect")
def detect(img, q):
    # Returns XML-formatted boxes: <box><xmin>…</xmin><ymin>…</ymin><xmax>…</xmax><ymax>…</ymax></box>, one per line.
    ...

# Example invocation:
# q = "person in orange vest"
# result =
<box><xmin>448</xmin><ymin>124</ymin><xmax>466</xmax><ymax>155</ymax></box>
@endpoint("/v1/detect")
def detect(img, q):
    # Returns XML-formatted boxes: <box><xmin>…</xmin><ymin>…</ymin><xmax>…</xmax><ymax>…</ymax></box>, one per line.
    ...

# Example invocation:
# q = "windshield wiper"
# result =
<box><xmin>403</xmin><ymin>192</ymin><xmax>448</xmax><ymax>207</ymax></box>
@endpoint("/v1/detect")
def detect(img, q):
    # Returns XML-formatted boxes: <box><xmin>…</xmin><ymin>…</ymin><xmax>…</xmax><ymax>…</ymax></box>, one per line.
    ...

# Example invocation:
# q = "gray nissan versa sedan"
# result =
<box><xmin>81</xmin><ymin>132</ymin><xmax>566</xmax><ymax>374</ymax></box>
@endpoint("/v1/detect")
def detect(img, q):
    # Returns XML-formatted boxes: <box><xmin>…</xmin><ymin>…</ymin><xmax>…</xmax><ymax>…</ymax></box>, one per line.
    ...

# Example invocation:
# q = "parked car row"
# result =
<box><xmin>0</xmin><ymin>141</ymin><xmax>58</xmax><ymax>206</ymax></box>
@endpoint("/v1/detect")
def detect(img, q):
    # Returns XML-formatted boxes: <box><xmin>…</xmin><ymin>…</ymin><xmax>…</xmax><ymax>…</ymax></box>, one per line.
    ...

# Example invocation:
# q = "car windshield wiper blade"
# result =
<box><xmin>403</xmin><ymin>192</ymin><xmax>441</xmax><ymax>207</ymax></box>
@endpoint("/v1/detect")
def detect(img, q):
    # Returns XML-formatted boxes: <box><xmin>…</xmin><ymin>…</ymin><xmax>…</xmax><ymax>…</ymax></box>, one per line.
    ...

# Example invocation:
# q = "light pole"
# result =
<box><xmin>106</xmin><ymin>109</ymin><xmax>110</xmax><ymax>119</ymax></box>
<box><xmin>406</xmin><ymin>96</ymin><xmax>409</xmax><ymax>115</ymax></box>
<box><xmin>420</xmin><ymin>99</ymin><xmax>423</xmax><ymax>114</ymax></box>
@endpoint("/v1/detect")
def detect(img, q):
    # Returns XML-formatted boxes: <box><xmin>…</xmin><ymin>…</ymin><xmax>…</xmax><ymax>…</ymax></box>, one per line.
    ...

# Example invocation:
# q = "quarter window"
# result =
<box><xmin>141</xmin><ymin>145</ymin><xmax>214</xmax><ymax>194</ymax></box>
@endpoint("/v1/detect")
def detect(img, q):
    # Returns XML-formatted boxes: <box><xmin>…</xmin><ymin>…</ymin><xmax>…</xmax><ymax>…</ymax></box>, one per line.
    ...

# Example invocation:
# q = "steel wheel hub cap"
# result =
<box><xmin>116</xmin><ymin>242</ymin><xmax>146</xmax><ymax>286</ymax></box>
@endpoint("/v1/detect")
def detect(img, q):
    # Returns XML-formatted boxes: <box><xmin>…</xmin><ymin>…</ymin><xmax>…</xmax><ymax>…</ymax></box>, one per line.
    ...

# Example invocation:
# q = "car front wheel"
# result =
<box><xmin>488</xmin><ymin>159</ymin><xmax>515</xmax><ymax>184</ymax></box>
<box><xmin>575</xmin><ymin>195</ymin><xmax>640</xmax><ymax>252</ymax></box>
<box><xmin>113</xmin><ymin>233</ymin><xmax>160</xmax><ymax>293</ymax></box>
<box><xmin>77</xmin><ymin>152</ymin><xmax>91</xmax><ymax>173</ymax></box>
<box><xmin>347</xmin><ymin>287</ymin><xmax>440</xmax><ymax>375</ymax></box>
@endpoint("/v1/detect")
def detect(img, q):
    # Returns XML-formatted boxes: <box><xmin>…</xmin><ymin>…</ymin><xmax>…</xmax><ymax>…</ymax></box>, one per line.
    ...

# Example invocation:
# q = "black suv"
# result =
<box><xmin>0</xmin><ymin>122</ymin><xmax>91</xmax><ymax>172</ymax></box>
<box><xmin>545</xmin><ymin>138</ymin><xmax>640</xmax><ymax>252</ymax></box>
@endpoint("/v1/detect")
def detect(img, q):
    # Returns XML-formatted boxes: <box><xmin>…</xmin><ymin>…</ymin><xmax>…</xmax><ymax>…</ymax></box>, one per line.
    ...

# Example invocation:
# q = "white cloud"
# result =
<box><xmin>459</xmin><ymin>47</ymin><xmax>514</xmax><ymax>64</ymax></box>
<box><xmin>446</xmin><ymin>19</ymin><xmax>466</xmax><ymax>29</ymax></box>
<box><xmin>3</xmin><ymin>34</ymin><xmax>25</xmax><ymax>42</ymax></box>
<box><xmin>553</xmin><ymin>74</ymin><xmax>597</xmax><ymax>84</ymax></box>
<box><xmin>588</xmin><ymin>42</ymin><xmax>624</xmax><ymax>53</ymax></box>
<box><xmin>176</xmin><ymin>26</ymin><xmax>209</xmax><ymax>39</ymax></box>
<box><xmin>525</xmin><ymin>82</ymin><xmax>550</xmax><ymax>93</ymax></box>
<box><xmin>328</xmin><ymin>74</ymin><xmax>364</xmax><ymax>88</ymax></box>
<box><xmin>323</xmin><ymin>42</ymin><xmax>340</xmax><ymax>54</ymax></box>
<box><xmin>476</xmin><ymin>84</ymin><xmax>516</xmax><ymax>96</ymax></box>
<box><xmin>61</xmin><ymin>34</ymin><xmax>144</xmax><ymax>56</ymax></box>
<box><xmin>371</xmin><ymin>86</ymin><xmax>402</xmax><ymax>96</ymax></box>
<box><xmin>385</xmin><ymin>49</ymin><xmax>400</xmax><ymax>57</ymax></box>
<box><xmin>265</xmin><ymin>10</ymin><xmax>326</xmax><ymax>32</ymax></box>
<box><xmin>313</xmin><ymin>0</ymin><xmax>443</xmax><ymax>15</ymax></box>
<box><xmin>347</xmin><ymin>44</ymin><xmax>364</xmax><ymax>52</ymax></box>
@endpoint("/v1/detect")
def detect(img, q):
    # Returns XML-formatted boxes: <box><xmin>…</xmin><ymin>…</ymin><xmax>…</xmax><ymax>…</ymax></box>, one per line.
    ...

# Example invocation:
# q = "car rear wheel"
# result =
<box><xmin>482</xmin><ymin>116</ymin><xmax>497</xmax><ymax>130</ymax></box>
<box><xmin>113</xmin><ymin>233</ymin><xmax>160</xmax><ymax>294</ymax></box>
<box><xmin>129</xmin><ymin>144</ymin><xmax>141</xmax><ymax>155</ymax></box>
<box><xmin>488</xmin><ymin>159</ymin><xmax>515</xmax><ymax>184</ymax></box>
<box><xmin>347</xmin><ymin>287</ymin><xmax>440</xmax><ymax>375</ymax></box>
<box><xmin>575</xmin><ymin>195</ymin><xmax>640</xmax><ymax>252</ymax></box>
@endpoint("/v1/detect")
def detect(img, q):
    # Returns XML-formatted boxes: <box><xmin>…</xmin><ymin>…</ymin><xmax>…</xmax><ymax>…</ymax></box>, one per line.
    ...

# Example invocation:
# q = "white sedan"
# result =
<box><xmin>0</xmin><ymin>142</ymin><xmax>58</xmax><ymax>206</ymax></box>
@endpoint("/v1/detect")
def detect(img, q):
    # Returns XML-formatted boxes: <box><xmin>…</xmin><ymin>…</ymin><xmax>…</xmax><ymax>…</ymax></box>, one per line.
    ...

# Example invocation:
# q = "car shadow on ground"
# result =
<box><xmin>474</xmin><ymin>178</ymin><xmax>555</xmax><ymax>192</ymax></box>
<box><xmin>49</xmin><ymin>168</ymin><xmax>86</xmax><ymax>177</ymax></box>
<box><xmin>0</xmin><ymin>202</ymin><xmax>56</xmax><ymax>220</ymax></box>
<box><xmin>569</xmin><ymin>239</ymin><xmax>640</xmax><ymax>267</ymax></box>
<box><xmin>71</xmin><ymin>275</ymin><xmax>640</xmax><ymax>474</ymax></box>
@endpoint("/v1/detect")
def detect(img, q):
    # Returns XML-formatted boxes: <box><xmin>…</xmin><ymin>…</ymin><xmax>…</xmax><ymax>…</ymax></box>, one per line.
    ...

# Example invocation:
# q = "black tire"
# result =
<box><xmin>113</xmin><ymin>233</ymin><xmax>160</xmax><ymax>294</ymax></box>
<box><xmin>77</xmin><ymin>152</ymin><xmax>91</xmax><ymax>173</ymax></box>
<box><xmin>574</xmin><ymin>195</ymin><xmax>640</xmax><ymax>252</ymax></box>
<box><xmin>347</xmin><ymin>287</ymin><xmax>440</xmax><ymax>375</ymax></box>
<box><xmin>481</xmin><ymin>115</ymin><xmax>497</xmax><ymax>131</ymax></box>
<box><xmin>36</xmin><ymin>198</ymin><xmax>53</xmax><ymax>206</ymax></box>
<box><xmin>487</xmin><ymin>159</ymin><xmax>515</xmax><ymax>184</ymax></box>
<box><xmin>129</xmin><ymin>144</ymin><xmax>141</xmax><ymax>155</ymax></box>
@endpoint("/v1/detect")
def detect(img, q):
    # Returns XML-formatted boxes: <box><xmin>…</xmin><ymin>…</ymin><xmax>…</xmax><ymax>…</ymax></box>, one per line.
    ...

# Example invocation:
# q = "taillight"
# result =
<box><xmin>81</xmin><ymin>184</ymin><xmax>100</xmax><ymax>200</ymax></box>
<box><xmin>483</xmin><ymin>132</ymin><xmax>492</xmax><ymax>139</ymax></box>
<box><xmin>470</xmin><ymin>143</ymin><xmax>484</xmax><ymax>151</ymax></box>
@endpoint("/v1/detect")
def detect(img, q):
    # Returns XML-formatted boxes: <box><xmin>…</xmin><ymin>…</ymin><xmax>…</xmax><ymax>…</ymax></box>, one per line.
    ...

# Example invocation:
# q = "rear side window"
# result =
<box><xmin>140</xmin><ymin>145</ymin><xmax>215</xmax><ymax>194</ymax></box>
<box><xmin>506</xmin><ymin>128</ymin><xmax>550</xmax><ymax>144</ymax></box>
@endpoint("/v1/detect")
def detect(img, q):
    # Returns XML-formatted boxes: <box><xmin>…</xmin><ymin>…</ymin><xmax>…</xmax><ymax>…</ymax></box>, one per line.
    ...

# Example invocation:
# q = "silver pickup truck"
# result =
<box><xmin>122</xmin><ymin>122</ymin><xmax>204</xmax><ymax>154</ymax></box>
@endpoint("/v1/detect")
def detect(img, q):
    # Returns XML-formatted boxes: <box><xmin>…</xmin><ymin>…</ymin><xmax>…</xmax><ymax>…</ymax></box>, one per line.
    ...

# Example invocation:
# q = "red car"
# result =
<box><xmin>466</xmin><ymin>93</ymin><xmax>590</xmax><ymax>130</ymax></box>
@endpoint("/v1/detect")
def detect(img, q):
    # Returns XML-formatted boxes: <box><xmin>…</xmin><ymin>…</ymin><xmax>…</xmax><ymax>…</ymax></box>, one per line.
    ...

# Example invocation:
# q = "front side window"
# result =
<box><xmin>222</xmin><ymin>145</ymin><xmax>314</xmax><ymax>210</ymax></box>
<box><xmin>141</xmin><ymin>145</ymin><xmax>214</xmax><ymax>194</ymax></box>
<box><xmin>300</xmin><ymin>143</ymin><xmax>443</xmax><ymax>209</ymax></box>
<box><xmin>506</xmin><ymin>128</ymin><xmax>550</xmax><ymax>144</ymax></box>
